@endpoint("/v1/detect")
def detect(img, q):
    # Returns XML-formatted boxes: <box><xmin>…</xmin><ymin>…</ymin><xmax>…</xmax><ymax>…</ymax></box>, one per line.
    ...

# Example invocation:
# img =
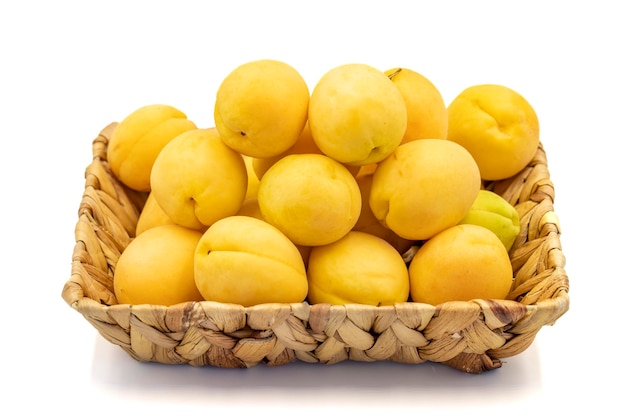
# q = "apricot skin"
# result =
<box><xmin>308</xmin><ymin>63</ymin><xmax>407</xmax><ymax>166</ymax></box>
<box><xmin>385</xmin><ymin>67</ymin><xmax>448</xmax><ymax>143</ymax></box>
<box><xmin>369</xmin><ymin>139</ymin><xmax>481</xmax><ymax>241</ymax></box>
<box><xmin>108</xmin><ymin>104</ymin><xmax>197</xmax><ymax>192</ymax></box>
<box><xmin>214</xmin><ymin>59</ymin><xmax>310</xmax><ymax>159</ymax></box>
<box><xmin>447</xmin><ymin>84</ymin><xmax>540</xmax><ymax>180</ymax></box>
<box><xmin>113</xmin><ymin>225</ymin><xmax>204</xmax><ymax>306</ymax></box>
<box><xmin>257</xmin><ymin>153</ymin><xmax>361</xmax><ymax>247</ymax></box>
<box><xmin>194</xmin><ymin>216</ymin><xmax>308</xmax><ymax>307</ymax></box>
<box><xmin>307</xmin><ymin>231</ymin><xmax>410</xmax><ymax>306</ymax></box>
<box><xmin>408</xmin><ymin>224</ymin><xmax>513</xmax><ymax>305</ymax></box>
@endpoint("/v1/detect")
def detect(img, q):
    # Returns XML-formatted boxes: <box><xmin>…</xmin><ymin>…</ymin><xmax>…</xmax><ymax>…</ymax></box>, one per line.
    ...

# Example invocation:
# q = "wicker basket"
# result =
<box><xmin>62</xmin><ymin>122</ymin><xmax>569</xmax><ymax>374</ymax></box>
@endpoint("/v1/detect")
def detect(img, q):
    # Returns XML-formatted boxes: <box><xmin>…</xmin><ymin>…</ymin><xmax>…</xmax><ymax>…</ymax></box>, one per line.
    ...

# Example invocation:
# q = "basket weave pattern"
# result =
<box><xmin>62</xmin><ymin>123</ymin><xmax>569</xmax><ymax>373</ymax></box>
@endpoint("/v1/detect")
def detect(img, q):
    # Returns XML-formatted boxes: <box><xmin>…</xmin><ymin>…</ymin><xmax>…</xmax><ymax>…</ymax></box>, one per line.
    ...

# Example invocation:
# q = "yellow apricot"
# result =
<box><xmin>135</xmin><ymin>192</ymin><xmax>176</xmax><ymax>236</ymax></box>
<box><xmin>258</xmin><ymin>153</ymin><xmax>361</xmax><ymax>246</ymax></box>
<box><xmin>408</xmin><ymin>224</ymin><xmax>513</xmax><ymax>305</ymax></box>
<box><xmin>352</xmin><ymin>173</ymin><xmax>414</xmax><ymax>254</ymax></box>
<box><xmin>242</xmin><ymin>154</ymin><xmax>261</xmax><ymax>200</ymax></box>
<box><xmin>108</xmin><ymin>104</ymin><xmax>197</xmax><ymax>192</ymax></box>
<box><xmin>309</xmin><ymin>63</ymin><xmax>407</xmax><ymax>166</ymax></box>
<box><xmin>194</xmin><ymin>216</ymin><xmax>308</xmax><ymax>306</ymax></box>
<box><xmin>150</xmin><ymin>128</ymin><xmax>248</xmax><ymax>230</ymax></box>
<box><xmin>214</xmin><ymin>59</ymin><xmax>310</xmax><ymax>158</ymax></box>
<box><xmin>307</xmin><ymin>231</ymin><xmax>410</xmax><ymax>306</ymax></box>
<box><xmin>369</xmin><ymin>139</ymin><xmax>481</xmax><ymax>241</ymax></box>
<box><xmin>447</xmin><ymin>84</ymin><xmax>540</xmax><ymax>180</ymax></box>
<box><xmin>113</xmin><ymin>225</ymin><xmax>204</xmax><ymax>306</ymax></box>
<box><xmin>385</xmin><ymin>67</ymin><xmax>448</xmax><ymax>143</ymax></box>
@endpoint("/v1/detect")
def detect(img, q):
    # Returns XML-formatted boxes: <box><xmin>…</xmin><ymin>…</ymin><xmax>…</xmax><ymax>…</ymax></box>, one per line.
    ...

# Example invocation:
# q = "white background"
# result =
<box><xmin>1</xmin><ymin>1</ymin><xmax>623</xmax><ymax>415</ymax></box>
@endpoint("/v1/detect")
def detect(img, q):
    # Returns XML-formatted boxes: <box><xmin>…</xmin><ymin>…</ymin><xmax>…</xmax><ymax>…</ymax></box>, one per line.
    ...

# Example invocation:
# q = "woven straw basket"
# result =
<box><xmin>62</xmin><ymin>122</ymin><xmax>569</xmax><ymax>374</ymax></box>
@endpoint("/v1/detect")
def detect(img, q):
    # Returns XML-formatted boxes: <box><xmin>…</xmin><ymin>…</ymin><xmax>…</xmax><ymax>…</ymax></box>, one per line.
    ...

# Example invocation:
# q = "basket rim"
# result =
<box><xmin>66</xmin><ymin>288</ymin><xmax>569</xmax><ymax>312</ymax></box>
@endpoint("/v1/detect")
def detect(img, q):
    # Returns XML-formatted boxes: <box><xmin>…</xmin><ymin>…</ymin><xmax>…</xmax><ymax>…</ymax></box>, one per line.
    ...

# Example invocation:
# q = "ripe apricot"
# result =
<box><xmin>135</xmin><ymin>192</ymin><xmax>175</xmax><ymax>236</ymax></box>
<box><xmin>447</xmin><ymin>84</ymin><xmax>540</xmax><ymax>180</ymax></box>
<box><xmin>194</xmin><ymin>216</ymin><xmax>308</xmax><ymax>306</ymax></box>
<box><xmin>307</xmin><ymin>231</ymin><xmax>410</xmax><ymax>306</ymax></box>
<box><xmin>150</xmin><ymin>128</ymin><xmax>248</xmax><ymax>230</ymax></box>
<box><xmin>257</xmin><ymin>153</ymin><xmax>361</xmax><ymax>246</ymax></box>
<box><xmin>408</xmin><ymin>224</ymin><xmax>513</xmax><ymax>305</ymax></box>
<box><xmin>385</xmin><ymin>67</ymin><xmax>448</xmax><ymax>143</ymax></box>
<box><xmin>108</xmin><ymin>104</ymin><xmax>197</xmax><ymax>192</ymax></box>
<box><xmin>309</xmin><ymin>63</ymin><xmax>407</xmax><ymax>166</ymax></box>
<box><xmin>369</xmin><ymin>139</ymin><xmax>481</xmax><ymax>241</ymax></box>
<box><xmin>113</xmin><ymin>225</ymin><xmax>204</xmax><ymax>306</ymax></box>
<box><xmin>242</xmin><ymin>154</ymin><xmax>261</xmax><ymax>201</ymax></box>
<box><xmin>352</xmin><ymin>172</ymin><xmax>414</xmax><ymax>254</ymax></box>
<box><xmin>214</xmin><ymin>59</ymin><xmax>310</xmax><ymax>158</ymax></box>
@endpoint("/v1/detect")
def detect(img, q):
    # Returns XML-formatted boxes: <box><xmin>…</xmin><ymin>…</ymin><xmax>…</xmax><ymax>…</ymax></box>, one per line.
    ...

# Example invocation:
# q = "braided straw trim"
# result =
<box><xmin>62</xmin><ymin>123</ymin><xmax>569</xmax><ymax>374</ymax></box>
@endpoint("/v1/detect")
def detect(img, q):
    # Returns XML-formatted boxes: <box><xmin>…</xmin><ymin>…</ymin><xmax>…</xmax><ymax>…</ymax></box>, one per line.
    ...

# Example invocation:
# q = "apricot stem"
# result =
<box><xmin>387</xmin><ymin>68</ymin><xmax>402</xmax><ymax>80</ymax></box>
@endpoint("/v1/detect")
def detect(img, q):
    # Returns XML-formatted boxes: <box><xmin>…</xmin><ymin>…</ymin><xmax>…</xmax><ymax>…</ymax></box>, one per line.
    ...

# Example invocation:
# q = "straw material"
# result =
<box><xmin>62</xmin><ymin>123</ymin><xmax>569</xmax><ymax>374</ymax></box>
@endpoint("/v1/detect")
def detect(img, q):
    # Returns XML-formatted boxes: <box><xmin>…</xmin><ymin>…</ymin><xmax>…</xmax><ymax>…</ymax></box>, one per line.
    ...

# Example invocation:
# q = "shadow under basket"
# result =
<box><xmin>62</xmin><ymin>123</ymin><xmax>570</xmax><ymax>374</ymax></box>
